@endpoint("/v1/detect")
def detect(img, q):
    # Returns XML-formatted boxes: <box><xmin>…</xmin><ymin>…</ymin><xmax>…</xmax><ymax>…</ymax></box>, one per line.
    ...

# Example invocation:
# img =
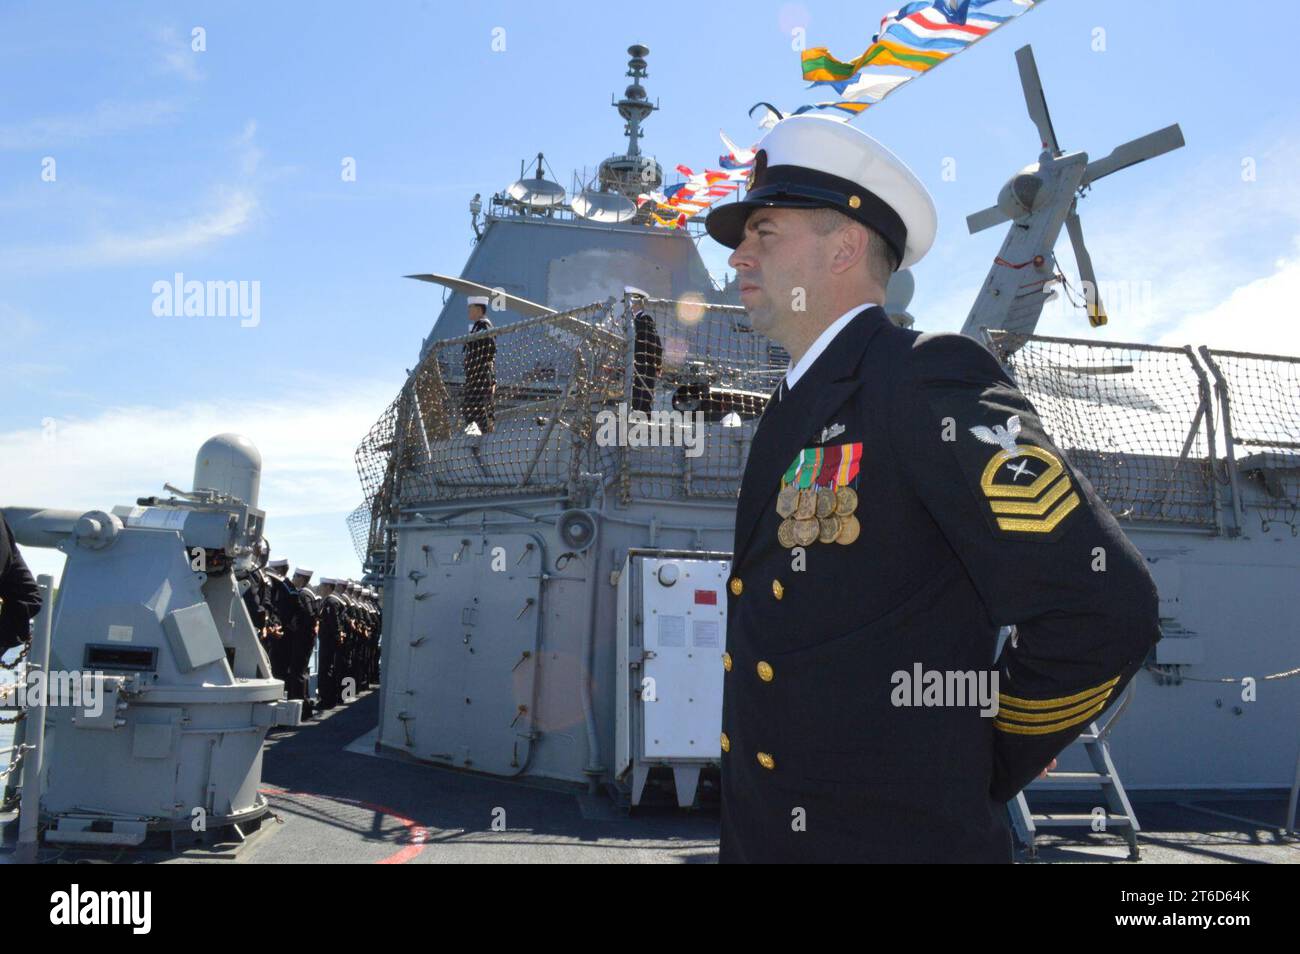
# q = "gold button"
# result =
<box><xmin>729</xmin><ymin>577</ymin><xmax>743</xmax><ymax>596</ymax></box>
<box><xmin>756</xmin><ymin>751</ymin><xmax>775</xmax><ymax>770</ymax></box>
<box><xmin>756</xmin><ymin>661</ymin><xmax>774</xmax><ymax>682</ymax></box>
<box><xmin>720</xmin><ymin>732</ymin><xmax>730</xmax><ymax>752</ymax></box>
<box><xmin>722</xmin><ymin>652</ymin><xmax>732</xmax><ymax>672</ymax></box>
<box><xmin>771</xmin><ymin>579</ymin><xmax>784</xmax><ymax>600</ymax></box>
<box><xmin>849</xmin><ymin>195</ymin><xmax>861</xmax><ymax>208</ymax></box>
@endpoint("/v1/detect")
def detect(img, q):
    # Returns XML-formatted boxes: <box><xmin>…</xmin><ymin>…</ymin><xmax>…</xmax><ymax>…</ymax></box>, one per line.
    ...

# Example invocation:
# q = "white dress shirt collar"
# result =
<box><xmin>784</xmin><ymin>302</ymin><xmax>879</xmax><ymax>394</ymax></box>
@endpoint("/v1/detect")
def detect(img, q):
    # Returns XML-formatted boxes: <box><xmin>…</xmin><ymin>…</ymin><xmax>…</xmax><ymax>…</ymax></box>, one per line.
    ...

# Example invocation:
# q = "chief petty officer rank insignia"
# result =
<box><xmin>774</xmin><ymin>442</ymin><xmax>862</xmax><ymax>548</ymax></box>
<box><xmin>968</xmin><ymin>414</ymin><xmax>1080</xmax><ymax>538</ymax></box>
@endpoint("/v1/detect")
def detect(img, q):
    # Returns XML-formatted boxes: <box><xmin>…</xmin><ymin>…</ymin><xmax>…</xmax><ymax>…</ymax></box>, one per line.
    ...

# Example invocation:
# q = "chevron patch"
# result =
<box><xmin>978</xmin><ymin>444</ymin><xmax>1079</xmax><ymax>535</ymax></box>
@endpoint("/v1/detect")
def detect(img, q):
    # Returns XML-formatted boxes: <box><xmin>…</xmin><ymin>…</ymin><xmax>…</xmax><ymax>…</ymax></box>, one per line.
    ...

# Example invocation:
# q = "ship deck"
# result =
<box><xmin>3</xmin><ymin>689</ymin><xmax>1296</xmax><ymax>864</ymax></box>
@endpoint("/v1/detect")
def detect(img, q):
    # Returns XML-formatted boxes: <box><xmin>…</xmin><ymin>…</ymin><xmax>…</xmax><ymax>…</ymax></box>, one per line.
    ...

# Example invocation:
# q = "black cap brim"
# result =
<box><xmin>704</xmin><ymin>196</ymin><xmax>828</xmax><ymax>249</ymax></box>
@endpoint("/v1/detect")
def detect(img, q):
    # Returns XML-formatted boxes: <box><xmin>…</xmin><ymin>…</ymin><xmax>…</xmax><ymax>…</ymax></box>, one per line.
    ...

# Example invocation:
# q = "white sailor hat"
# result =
<box><xmin>623</xmin><ymin>286</ymin><xmax>649</xmax><ymax>299</ymax></box>
<box><xmin>293</xmin><ymin>567</ymin><xmax>313</xmax><ymax>580</ymax></box>
<box><xmin>267</xmin><ymin>559</ymin><xmax>289</xmax><ymax>570</ymax></box>
<box><xmin>467</xmin><ymin>295</ymin><xmax>490</xmax><ymax>308</ymax></box>
<box><xmin>705</xmin><ymin>115</ymin><xmax>937</xmax><ymax>270</ymax></box>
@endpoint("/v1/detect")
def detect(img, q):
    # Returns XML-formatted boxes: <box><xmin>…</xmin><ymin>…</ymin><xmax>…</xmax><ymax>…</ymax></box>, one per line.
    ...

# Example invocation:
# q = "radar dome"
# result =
<box><xmin>193</xmin><ymin>433</ymin><xmax>263</xmax><ymax>508</ymax></box>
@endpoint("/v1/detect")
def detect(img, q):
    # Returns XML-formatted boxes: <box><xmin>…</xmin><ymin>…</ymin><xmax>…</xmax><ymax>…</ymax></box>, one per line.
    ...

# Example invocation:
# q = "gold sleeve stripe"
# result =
<box><xmin>988</xmin><ymin>475</ymin><xmax>1072</xmax><ymax>515</ymax></box>
<box><xmin>993</xmin><ymin>491</ymin><xmax>1079</xmax><ymax>533</ymax></box>
<box><xmin>994</xmin><ymin>696</ymin><xmax>1110</xmax><ymax>736</ymax></box>
<box><xmin>998</xmin><ymin>675</ymin><xmax>1121</xmax><ymax>711</ymax></box>
<box><xmin>996</xmin><ymin>687</ymin><xmax>1113</xmax><ymax>724</ymax></box>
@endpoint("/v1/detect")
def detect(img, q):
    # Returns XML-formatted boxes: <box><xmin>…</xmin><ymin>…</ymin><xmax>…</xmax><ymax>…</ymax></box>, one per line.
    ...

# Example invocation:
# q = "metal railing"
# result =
<box><xmin>0</xmin><ymin>574</ymin><xmax>54</xmax><ymax>863</ymax></box>
<box><xmin>484</xmin><ymin>192</ymin><xmax>710</xmax><ymax>237</ymax></box>
<box><xmin>352</xmin><ymin>317</ymin><xmax>1300</xmax><ymax>566</ymax></box>
<box><xmin>1199</xmin><ymin>346</ymin><xmax>1300</xmax><ymax>533</ymax></box>
<box><xmin>988</xmin><ymin>329</ymin><xmax>1300</xmax><ymax>534</ymax></box>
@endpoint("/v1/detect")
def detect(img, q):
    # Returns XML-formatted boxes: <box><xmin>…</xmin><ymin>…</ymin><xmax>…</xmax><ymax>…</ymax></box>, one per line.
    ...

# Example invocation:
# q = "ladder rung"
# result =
<box><xmin>1032</xmin><ymin>813</ymin><xmax>1133</xmax><ymax>828</ymax></box>
<box><xmin>1042</xmin><ymin>771</ymin><xmax>1113</xmax><ymax>783</ymax></box>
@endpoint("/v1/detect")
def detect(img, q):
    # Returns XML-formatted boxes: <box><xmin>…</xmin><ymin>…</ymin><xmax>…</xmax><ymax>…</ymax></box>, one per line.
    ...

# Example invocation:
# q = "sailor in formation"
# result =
<box><xmin>237</xmin><ymin>551</ymin><xmax>382</xmax><ymax>716</ymax></box>
<box><xmin>315</xmin><ymin>578</ymin><xmax>346</xmax><ymax>710</ymax></box>
<box><xmin>0</xmin><ymin>513</ymin><xmax>42</xmax><ymax>652</ymax></box>
<box><xmin>238</xmin><ymin>554</ymin><xmax>278</xmax><ymax>664</ymax></box>
<box><xmin>463</xmin><ymin>295</ymin><xmax>498</xmax><ymax>434</ymax></box>
<box><xmin>625</xmin><ymin>286</ymin><xmax>663</xmax><ymax>414</ymax></box>
<box><xmin>337</xmin><ymin>582</ymin><xmax>358</xmax><ymax>697</ymax></box>
<box><xmin>341</xmin><ymin>582</ymin><xmax>364</xmax><ymax>694</ymax></box>
<box><xmin>286</xmin><ymin>567</ymin><xmax>320</xmax><ymax>719</ymax></box>
<box><xmin>263</xmin><ymin>558</ymin><xmax>292</xmax><ymax>681</ymax></box>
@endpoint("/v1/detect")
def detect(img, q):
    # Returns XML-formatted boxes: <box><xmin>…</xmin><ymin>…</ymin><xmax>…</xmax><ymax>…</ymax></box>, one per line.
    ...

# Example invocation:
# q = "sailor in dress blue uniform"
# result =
<box><xmin>704</xmin><ymin>116</ymin><xmax>1161</xmax><ymax>863</ymax></box>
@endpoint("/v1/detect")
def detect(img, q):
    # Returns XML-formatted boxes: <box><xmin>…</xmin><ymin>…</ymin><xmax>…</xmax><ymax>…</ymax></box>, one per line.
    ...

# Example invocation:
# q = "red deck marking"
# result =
<box><xmin>261</xmin><ymin>786</ymin><xmax>429</xmax><ymax>864</ymax></box>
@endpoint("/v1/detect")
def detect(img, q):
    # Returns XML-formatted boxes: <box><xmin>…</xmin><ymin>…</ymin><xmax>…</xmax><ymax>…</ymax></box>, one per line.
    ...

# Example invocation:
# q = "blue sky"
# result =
<box><xmin>3</xmin><ymin>0</ymin><xmax>1298</xmax><ymax>580</ymax></box>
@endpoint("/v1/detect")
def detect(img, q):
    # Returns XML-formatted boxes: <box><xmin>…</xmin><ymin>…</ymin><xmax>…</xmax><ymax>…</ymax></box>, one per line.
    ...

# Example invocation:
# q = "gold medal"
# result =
<box><xmin>776</xmin><ymin>485</ymin><xmax>798</xmax><ymax>518</ymax></box>
<box><xmin>793</xmin><ymin>517</ymin><xmax>820</xmax><ymax>547</ymax></box>
<box><xmin>794</xmin><ymin>489</ymin><xmax>816</xmax><ymax>520</ymax></box>
<box><xmin>777</xmin><ymin>518</ymin><xmax>797</xmax><ymax>549</ymax></box>
<box><xmin>817</xmin><ymin>514</ymin><xmax>840</xmax><ymax>544</ymax></box>
<box><xmin>834</xmin><ymin>513</ymin><xmax>860</xmax><ymax>545</ymax></box>
<box><xmin>835</xmin><ymin>485</ymin><xmax>858</xmax><ymax>516</ymax></box>
<box><xmin>815</xmin><ymin>487</ymin><xmax>836</xmax><ymax>519</ymax></box>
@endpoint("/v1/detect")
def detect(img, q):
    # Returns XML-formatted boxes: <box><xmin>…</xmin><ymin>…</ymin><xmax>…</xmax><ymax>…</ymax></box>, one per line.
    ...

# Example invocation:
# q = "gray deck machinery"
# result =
<box><xmin>3</xmin><ymin>433</ymin><xmax>299</xmax><ymax>848</ymax></box>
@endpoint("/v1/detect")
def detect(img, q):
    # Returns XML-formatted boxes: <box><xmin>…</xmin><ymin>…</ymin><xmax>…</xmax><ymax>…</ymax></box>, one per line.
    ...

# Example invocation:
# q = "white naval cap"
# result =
<box><xmin>467</xmin><ymin>295</ymin><xmax>490</xmax><ymax>308</ymax></box>
<box><xmin>705</xmin><ymin>115</ymin><xmax>937</xmax><ymax>270</ymax></box>
<box><xmin>623</xmin><ymin>286</ymin><xmax>649</xmax><ymax>299</ymax></box>
<box><xmin>293</xmin><ymin>567</ymin><xmax>313</xmax><ymax>580</ymax></box>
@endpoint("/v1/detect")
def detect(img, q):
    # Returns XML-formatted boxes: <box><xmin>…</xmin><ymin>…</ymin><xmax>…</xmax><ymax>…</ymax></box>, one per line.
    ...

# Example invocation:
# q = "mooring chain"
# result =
<box><xmin>0</xmin><ymin>643</ymin><xmax>30</xmax><ymax>671</ymax></box>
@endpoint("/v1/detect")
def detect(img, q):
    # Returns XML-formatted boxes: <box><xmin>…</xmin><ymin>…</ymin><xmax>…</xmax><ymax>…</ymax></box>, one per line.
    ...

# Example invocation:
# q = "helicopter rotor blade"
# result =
<box><xmin>404</xmin><ymin>273</ymin><xmax>557</xmax><ymax>317</ymax></box>
<box><xmin>1082</xmin><ymin>124</ymin><xmax>1185</xmax><ymax>187</ymax></box>
<box><xmin>967</xmin><ymin>205</ymin><xmax>1012</xmax><ymax>234</ymax></box>
<box><xmin>1064</xmin><ymin>206</ymin><xmax>1107</xmax><ymax>328</ymax></box>
<box><xmin>1015</xmin><ymin>45</ymin><xmax>1060</xmax><ymax>154</ymax></box>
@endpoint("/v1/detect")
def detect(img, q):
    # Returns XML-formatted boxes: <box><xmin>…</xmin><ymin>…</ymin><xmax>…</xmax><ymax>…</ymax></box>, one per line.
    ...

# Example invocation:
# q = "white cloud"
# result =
<box><xmin>0</xmin><ymin>100</ymin><xmax>182</xmax><ymax>150</ymax></box>
<box><xmin>0</xmin><ymin>113</ymin><xmax>274</xmax><ymax>272</ymax></box>
<box><xmin>156</xmin><ymin>26</ymin><xmax>203</xmax><ymax>82</ymax></box>
<box><xmin>0</xmin><ymin>188</ymin><xmax>259</xmax><ymax>270</ymax></box>
<box><xmin>1154</xmin><ymin>238</ymin><xmax>1300</xmax><ymax>357</ymax></box>
<box><xmin>234</xmin><ymin>120</ymin><xmax>262</xmax><ymax>177</ymax></box>
<box><xmin>2</xmin><ymin>377</ymin><xmax>397</xmax><ymax>583</ymax></box>
<box><xmin>88</xmin><ymin>188</ymin><xmax>258</xmax><ymax>265</ymax></box>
